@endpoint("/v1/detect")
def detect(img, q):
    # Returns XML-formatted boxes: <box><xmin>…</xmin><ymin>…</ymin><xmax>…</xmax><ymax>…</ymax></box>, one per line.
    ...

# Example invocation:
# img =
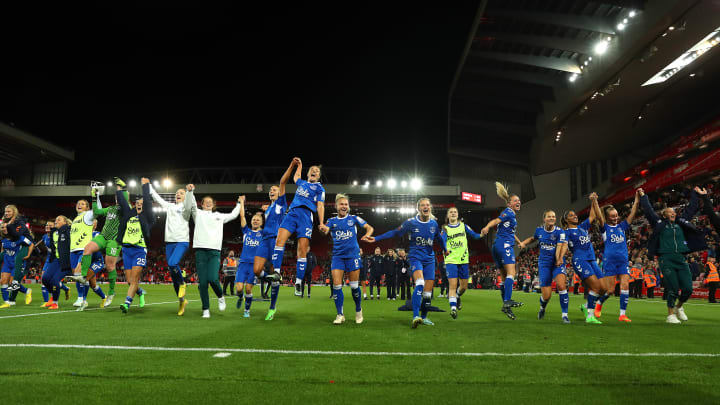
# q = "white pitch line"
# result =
<box><xmin>1</xmin><ymin>344</ymin><xmax>719</xmax><ymax>357</ymax></box>
<box><xmin>0</xmin><ymin>299</ymin><xmax>196</xmax><ymax>320</ymax></box>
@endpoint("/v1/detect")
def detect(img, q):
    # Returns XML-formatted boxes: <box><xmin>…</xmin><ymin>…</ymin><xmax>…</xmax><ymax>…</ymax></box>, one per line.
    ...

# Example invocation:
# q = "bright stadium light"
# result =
<box><xmin>376</xmin><ymin>180</ymin><xmax>383</xmax><ymax>187</ymax></box>
<box><xmin>129</xmin><ymin>180</ymin><xmax>137</xmax><ymax>187</ymax></box>
<box><xmin>643</xmin><ymin>26</ymin><xmax>720</xmax><ymax>86</ymax></box>
<box><xmin>352</xmin><ymin>180</ymin><xmax>358</xmax><ymax>186</ymax></box>
<box><xmin>153</xmin><ymin>180</ymin><xmax>160</xmax><ymax>187</ymax></box>
<box><xmin>410</xmin><ymin>178</ymin><xmax>422</xmax><ymax>190</ymax></box>
<box><xmin>387</xmin><ymin>178</ymin><xmax>397</xmax><ymax>189</ymax></box>
<box><xmin>363</xmin><ymin>180</ymin><xmax>369</xmax><ymax>187</ymax></box>
<box><xmin>401</xmin><ymin>180</ymin><xmax>407</xmax><ymax>188</ymax></box>
<box><xmin>594</xmin><ymin>40</ymin><xmax>609</xmax><ymax>54</ymax></box>
<box><xmin>569</xmin><ymin>73</ymin><xmax>578</xmax><ymax>82</ymax></box>
<box><xmin>163</xmin><ymin>178</ymin><xmax>172</xmax><ymax>188</ymax></box>
<box><xmin>617</xmin><ymin>23</ymin><xmax>626</xmax><ymax>31</ymax></box>
<box><xmin>107</xmin><ymin>181</ymin><xmax>112</xmax><ymax>187</ymax></box>
<box><xmin>629</xmin><ymin>10</ymin><xmax>636</xmax><ymax>18</ymax></box>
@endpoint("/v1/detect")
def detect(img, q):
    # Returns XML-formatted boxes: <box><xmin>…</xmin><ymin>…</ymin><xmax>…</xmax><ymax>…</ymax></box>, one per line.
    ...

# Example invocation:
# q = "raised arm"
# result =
<box><xmin>184</xmin><ymin>184</ymin><xmax>197</xmax><ymax>220</ymax></box>
<box><xmin>239</xmin><ymin>196</ymin><xmax>247</xmax><ymax>228</ymax></box>
<box><xmin>681</xmin><ymin>188</ymin><xmax>700</xmax><ymax>221</ymax></box>
<box><xmin>638</xmin><ymin>188</ymin><xmax>661</xmax><ymax>224</ymax></box>
<box><xmin>116</xmin><ymin>186</ymin><xmax>132</xmax><ymax>218</ymax></box>
<box><xmin>280</xmin><ymin>159</ymin><xmax>298</xmax><ymax>196</ymax></box>
<box><xmin>588</xmin><ymin>192</ymin><xmax>598</xmax><ymax>224</ymax></box>
<box><xmin>149</xmin><ymin>183</ymin><xmax>170</xmax><ymax>209</ymax></box>
<box><xmin>626</xmin><ymin>189</ymin><xmax>641</xmax><ymax>224</ymax></box>
<box><xmin>140</xmin><ymin>180</ymin><xmax>156</xmax><ymax>228</ymax></box>
<box><xmin>696</xmin><ymin>187</ymin><xmax>720</xmax><ymax>231</ymax></box>
<box><xmin>92</xmin><ymin>187</ymin><xmax>109</xmax><ymax>217</ymax></box>
<box><xmin>293</xmin><ymin>158</ymin><xmax>303</xmax><ymax>183</ymax></box>
<box><xmin>221</xmin><ymin>196</ymin><xmax>243</xmax><ymax>224</ymax></box>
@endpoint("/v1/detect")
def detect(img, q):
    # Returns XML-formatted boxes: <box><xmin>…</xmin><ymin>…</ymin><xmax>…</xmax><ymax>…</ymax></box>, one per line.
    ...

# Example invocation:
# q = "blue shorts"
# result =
<box><xmin>331</xmin><ymin>256</ymin><xmax>362</xmax><ymax>272</ymax></box>
<box><xmin>166</xmin><ymin>242</ymin><xmax>189</xmax><ymax>268</ymax></box>
<box><xmin>492</xmin><ymin>242</ymin><xmax>515</xmax><ymax>268</ymax></box>
<box><xmin>573</xmin><ymin>259</ymin><xmax>603</xmax><ymax>281</ymax></box>
<box><xmin>279</xmin><ymin>208</ymin><xmax>314</xmax><ymax>240</ymax></box>
<box><xmin>603</xmin><ymin>260</ymin><xmax>629</xmax><ymax>277</ymax></box>
<box><xmin>43</xmin><ymin>260</ymin><xmax>60</xmax><ymax>276</ymax></box>
<box><xmin>236</xmin><ymin>262</ymin><xmax>256</xmax><ymax>285</ymax></box>
<box><xmin>1</xmin><ymin>256</ymin><xmax>14</xmax><ymax>274</ymax></box>
<box><xmin>90</xmin><ymin>256</ymin><xmax>104</xmax><ymax>273</ymax></box>
<box><xmin>255</xmin><ymin>237</ymin><xmax>277</xmax><ymax>261</ymax></box>
<box><xmin>70</xmin><ymin>251</ymin><xmax>83</xmax><ymax>270</ymax></box>
<box><xmin>122</xmin><ymin>246</ymin><xmax>147</xmax><ymax>268</ymax></box>
<box><xmin>410</xmin><ymin>260</ymin><xmax>435</xmax><ymax>281</ymax></box>
<box><xmin>538</xmin><ymin>261</ymin><xmax>566</xmax><ymax>287</ymax></box>
<box><xmin>446</xmin><ymin>263</ymin><xmax>469</xmax><ymax>279</ymax></box>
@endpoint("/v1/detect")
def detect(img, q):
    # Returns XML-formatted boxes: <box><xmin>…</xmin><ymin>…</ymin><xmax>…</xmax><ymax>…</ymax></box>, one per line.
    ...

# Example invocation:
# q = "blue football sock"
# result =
<box><xmin>587</xmin><ymin>291</ymin><xmax>598</xmax><ymax>312</ymax></box>
<box><xmin>350</xmin><ymin>286</ymin><xmax>362</xmax><ymax>312</ymax></box>
<box><xmin>559</xmin><ymin>290</ymin><xmax>569</xmax><ymax>315</ymax></box>
<box><xmin>420</xmin><ymin>292</ymin><xmax>432</xmax><ymax>319</ymax></box>
<box><xmin>82</xmin><ymin>283</ymin><xmax>90</xmax><ymax>300</ymax></box>
<box><xmin>271</xmin><ymin>246</ymin><xmax>285</xmax><ymax>271</ymax></box>
<box><xmin>449</xmin><ymin>296</ymin><xmax>457</xmax><ymax>309</ymax></box>
<box><xmin>76</xmin><ymin>282</ymin><xmax>84</xmax><ymax>299</ymax></box>
<box><xmin>620</xmin><ymin>290</ymin><xmax>629</xmax><ymax>312</ymax></box>
<box><xmin>18</xmin><ymin>284</ymin><xmax>28</xmax><ymax>294</ymax></box>
<box><xmin>296</xmin><ymin>258</ymin><xmax>307</xmax><ymax>284</ymax></box>
<box><xmin>137</xmin><ymin>288</ymin><xmax>145</xmax><ymax>296</ymax></box>
<box><xmin>1</xmin><ymin>285</ymin><xmax>8</xmax><ymax>302</ymax></box>
<box><xmin>269</xmin><ymin>283</ymin><xmax>280</xmax><ymax>310</ymax></box>
<box><xmin>245</xmin><ymin>294</ymin><xmax>253</xmax><ymax>311</ymax></box>
<box><xmin>94</xmin><ymin>286</ymin><xmax>106</xmax><ymax>299</ymax></box>
<box><xmin>61</xmin><ymin>283</ymin><xmax>69</xmax><ymax>292</ymax></box>
<box><xmin>124</xmin><ymin>296</ymin><xmax>133</xmax><ymax>306</ymax></box>
<box><xmin>333</xmin><ymin>285</ymin><xmax>344</xmax><ymax>315</ymax></box>
<box><xmin>504</xmin><ymin>276</ymin><xmax>514</xmax><ymax>301</ymax></box>
<box><xmin>411</xmin><ymin>284</ymin><xmax>423</xmax><ymax>318</ymax></box>
<box><xmin>41</xmin><ymin>285</ymin><xmax>49</xmax><ymax>302</ymax></box>
<box><xmin>598</xmin><ymin>292</ymin><xmax>611</xmax><ymax>304</ymax></box>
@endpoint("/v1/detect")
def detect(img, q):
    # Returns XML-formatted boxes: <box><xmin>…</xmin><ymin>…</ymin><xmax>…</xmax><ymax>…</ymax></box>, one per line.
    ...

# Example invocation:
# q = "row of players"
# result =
<box><xmin>2</xmin><ymin>157</ymin><xmax>715</xmax><ymax>326</ymax></box>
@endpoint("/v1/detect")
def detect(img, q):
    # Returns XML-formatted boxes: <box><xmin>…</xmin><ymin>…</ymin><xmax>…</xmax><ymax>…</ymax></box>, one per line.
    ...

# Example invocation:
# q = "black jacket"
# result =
<box><xmin>54</xmin><ymin>224</ymin><xmax>72</xmax><ymax>271</ymax></box>
<box><xmin>369</xmin><ymin>254</ymin><xmax>384</xmax><ymax>275</ymax></box>
<box><xmin>397</xmin><ymin>257</ymin><xmax>410</xmax><ymax>279</ymax></box>
<box><xmin>701</xmin><ymin>194</ymin><xmax>720</xmax><ymax>233</ymax></box>
<box><xmin>116</xmin><ymin>183</ymin><xmax>156</xmax><ymax>246</ymax></box>
<box><xmin>640</xmin><ymin>192</ymin><xmax>706</xmax><ymax>258</ymax></box>
<box><xmin>383</xmin><ymin>255</ymin><xmax>399</xmax><ymax>277</ymax></box>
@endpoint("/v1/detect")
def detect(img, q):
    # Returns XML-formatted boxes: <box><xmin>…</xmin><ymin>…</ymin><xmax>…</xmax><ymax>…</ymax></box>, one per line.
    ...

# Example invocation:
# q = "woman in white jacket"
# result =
<box><xmin>184</xmin><ymin>184</ymin><xmax>242</xmax><ymax>318</ymax></box>
<box><xmin>149</xmin><ymin>181</ymin><xmax>192</xmax><ymax>315</ymax></box>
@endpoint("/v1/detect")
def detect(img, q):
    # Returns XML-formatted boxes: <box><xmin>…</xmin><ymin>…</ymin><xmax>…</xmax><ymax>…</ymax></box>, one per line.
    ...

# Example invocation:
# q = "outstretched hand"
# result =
<box><xmin>186</xmin><ymin>184</ymin><xmax>195</xmax><ymax>192</ymax></box>
<box><xmin>361</xmin><ymin>235</ymin><xmax>375</xmax><ymax>243</ymax></box>
<box><xmin>141</xmin><ymin>177</ymin><xmax>150</xmax><ymax>185</ymax></box>
<box><xmin>637</xmin><ymin>188</ymin><xmax>645</xmax><ymax>197</ymax></box>
<box><xmin>480</xmin><ymin>227</ymin><xmax>489</xmax><ymax>237</ymax></box>
<box><xmin>318</xmin><ymin>224</ymin><xmax>329</xmax><ymax>234</ymax></box>
<box><xmin>695</xmin><ymin>186</ymin><xmax>708</xmax><ymax>195</ymax></box>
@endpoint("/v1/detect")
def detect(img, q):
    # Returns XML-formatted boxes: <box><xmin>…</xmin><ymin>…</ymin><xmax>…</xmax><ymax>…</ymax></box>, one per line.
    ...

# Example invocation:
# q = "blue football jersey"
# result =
<box><xmin>289</xmin><ymin>179</ymin><xmax>325</xmax><ymax>213</ymax></box>
<box><xmin>262</xmin><ymin>194</ymin><xmax>287</xmax><ymax>239</ymax></box>
<box><xmin>375</xmin><ymin>215</ymin><xmax>446</xmax><ymax>262</ymax></box>
<box><xmin>602</xmin><ymin>221</ymin><xmax>630</xmax><ymax>263</ymax></box>
<box><xmin>327</xmin><ymin>214</ymin><xmax>366</xmax><ymax>258</ymax></box>
<box><xmin>240</xmin><ymin>226</ymin><xmax>263</xmax><ymax>263</ymax></box>
<box><xmin>566</xmin><ymin>219</ymin><xmax>596</xmax><ymax>261</ymax></box>
<box><xmin>533</xmin><ymin>226</ymin><xmax>566</xmax><ymax>263</ymax></box>
<box><xmin>495</xmin><ymin>208</ymin><xmax>517</xmax><ymax>245</ymax></box>
<box><xmin>42</xmin><ymin>234</ymin><xmax>53</xmax><ymax>260</ymax></box>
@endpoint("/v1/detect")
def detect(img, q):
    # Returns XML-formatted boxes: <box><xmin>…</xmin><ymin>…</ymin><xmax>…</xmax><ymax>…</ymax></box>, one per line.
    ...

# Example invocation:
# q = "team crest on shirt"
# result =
<box><xmin>347</xmin><ymin>219</ymin><xmax>353</xmax><ymax>226</ymax></box>
<box><xmin>309</xmin><ymin>185</ymin><xmax>317</xmax><ymax>190</ymax></box>
<box><xmin>430</xmin><ymin>227</ymin><xmax>435</xmax><ymax>233</ymax></box>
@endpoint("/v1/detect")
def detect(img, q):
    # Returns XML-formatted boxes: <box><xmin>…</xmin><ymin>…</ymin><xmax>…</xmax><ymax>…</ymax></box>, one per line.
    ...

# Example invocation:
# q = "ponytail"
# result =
<box><xmin>495</xmin><ymin>182</ymin><xmax>510</xmax><ymax>203</ymax></box>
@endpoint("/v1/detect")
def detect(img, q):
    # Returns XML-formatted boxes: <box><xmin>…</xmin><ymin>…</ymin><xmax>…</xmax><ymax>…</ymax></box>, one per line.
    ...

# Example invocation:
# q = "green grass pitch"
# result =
<box><xmin>1</xmin><ymin>285</ymin><xmax>719</xmax><ymax>404</ymax></box>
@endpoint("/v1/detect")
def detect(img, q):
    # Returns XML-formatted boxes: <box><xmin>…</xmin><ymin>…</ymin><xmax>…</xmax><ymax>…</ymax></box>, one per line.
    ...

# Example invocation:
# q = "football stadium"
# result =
<box><xmin>1</xmin><ymin>2</ymin><xmax>720</xmax><ymax>404</ymax></box>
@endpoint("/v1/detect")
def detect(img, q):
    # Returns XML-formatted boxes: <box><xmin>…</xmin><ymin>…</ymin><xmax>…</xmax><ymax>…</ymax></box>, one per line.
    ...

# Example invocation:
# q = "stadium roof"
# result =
<box><xmin>449</xmin><ymin>0</ymin><xmax>720</xmax><ymax>174</ymax></box>
<box><xmin>0</xmin><ymin>121</ymin><xmax>74</xmax><ymax>167</ymax></box>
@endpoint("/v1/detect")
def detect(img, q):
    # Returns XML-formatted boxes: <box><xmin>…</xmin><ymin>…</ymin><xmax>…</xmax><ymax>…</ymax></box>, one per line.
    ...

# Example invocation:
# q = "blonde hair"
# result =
<box><xmin>4</xmin><ymin>204</ymin><xmax>19</xmax><ymax>219</ymax></box>
<box><xmin>495</xmin><ymin>182</ymin><xmax>510</xmax><ymax>203</ymax></box>
<box><xmin>56</xmin><ymin>215</ymin><xmax>72</xmax><ymax>226</ymax></box>
<box><xmin>416</xmin><ymin>197</ymin><xmax>437</xmax><ymax>220</ymax></box>
<box><xmin>335</xmin><ymin>193</ymin><xmax>349</xmax><ymax>202</ymax></box>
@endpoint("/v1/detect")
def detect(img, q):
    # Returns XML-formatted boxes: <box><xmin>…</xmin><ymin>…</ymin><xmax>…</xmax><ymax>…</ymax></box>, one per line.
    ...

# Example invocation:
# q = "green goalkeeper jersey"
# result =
<box><xmin>93</xmin><ymin>194</ymin><xmax>124</xmax><ymax>241</ymax></box>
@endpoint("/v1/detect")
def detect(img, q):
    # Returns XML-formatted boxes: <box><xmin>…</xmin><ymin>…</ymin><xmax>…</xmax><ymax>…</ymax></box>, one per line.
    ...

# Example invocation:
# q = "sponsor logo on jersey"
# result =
<box><xmin>334</xmin><ymin>230</ymin><xmax>354</xmax><ymax>241</ymax></box>
<box><xmin>296</xmin><ymin>188</ymin><xmax>310</xmax><ymax>198</ymax></box>
<box><xmin>414</xmin><ymin>237</ymin><xmax>433</xmax><ymax>246</ymax></box>
<box><xmin>610</xmin><ymin>234</ymin><xmax>625</xmax><ymax>243</ymax></box>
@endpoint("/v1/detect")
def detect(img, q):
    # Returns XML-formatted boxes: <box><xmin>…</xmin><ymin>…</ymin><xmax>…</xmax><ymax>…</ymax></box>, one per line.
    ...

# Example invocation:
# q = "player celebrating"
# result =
<box><xmin>252</xmin><ymin>161</ymin><xmax>291</xmax><ymax>319</ymax></box>
<box><xmin>561</xmin><ymin>193</ymin><xmax>606</xmax><ymax>325</ymax></box>
<box><xmin>267</xmin><ymin>157</ymin><xmax>325</xmax><ymax>320</ymax></box>
<box><xmin>41</xmin><ymin>215</ymin><xmax>74</xmax><ymax>309</ymax></box>
<box><xmin>441</xmin><ymin>207</ymin><xmax>482</xmax><ymax>319</ymax></box>
<box><xmin>149</xmin><ymin>179</ymin><xmax>192</xmax><ymax>315</ymax></box>
<box><xmin>519</xmin><ymin>211</ymin><xmax>569</xmax><ymax>323</ymax></box>
<box><xmin>594</xmin><ymin>190</ymin><xmax>641</xmax><ymax>322</ymax></box>
<box><xmin>75</xmin><ymin>221</ymin><xmax>108</xmax><ymax>311</ymax></box>
<box><xmin>76</xmin><ymin>181</ymin><xmax>129</xmax><ymax>307</ymax></box>
<box><xmin>236</xmin><ymin>200</ymin><xmax>263</xmax><ymax>318</ymax></box>
<box><xmin>117</xmin><ymin>178</ymin><xmax>156</xmax><ymax>314</ymax></box>
<box><xmin>320</xmin><ymin>194</ymin><xmax>373</xmax><ymax>325</ymax></box>
<box><xmin>1</xmin><ymin>219</ymin><xmax>34</xmax><ymax>308</ymax></box>
<box><xmin>480</xmin><ymin>182</ymin><xmax>526</xmax><ymax>320</ymax></box>
<box><xmin>2</xmin><ymin>205</ymin><xmax>35</xmax><ymax>305</ymax></box>
<box><xmin>365</xmin><ymin>198</ymin><xmax>447</xmax><ymax>328</ymax></box>
<box><xmin>184</xmin><ymin>184</ymin><xmax>242</xmax><ymax>318</ymax></box>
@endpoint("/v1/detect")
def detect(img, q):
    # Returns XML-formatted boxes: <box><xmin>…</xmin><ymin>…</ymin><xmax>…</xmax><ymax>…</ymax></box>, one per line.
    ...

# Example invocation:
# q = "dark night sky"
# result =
<box><xmin>1</xmin><ymin>3</ymin><xmax>479</xmax><ymax>180</ymax></box>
